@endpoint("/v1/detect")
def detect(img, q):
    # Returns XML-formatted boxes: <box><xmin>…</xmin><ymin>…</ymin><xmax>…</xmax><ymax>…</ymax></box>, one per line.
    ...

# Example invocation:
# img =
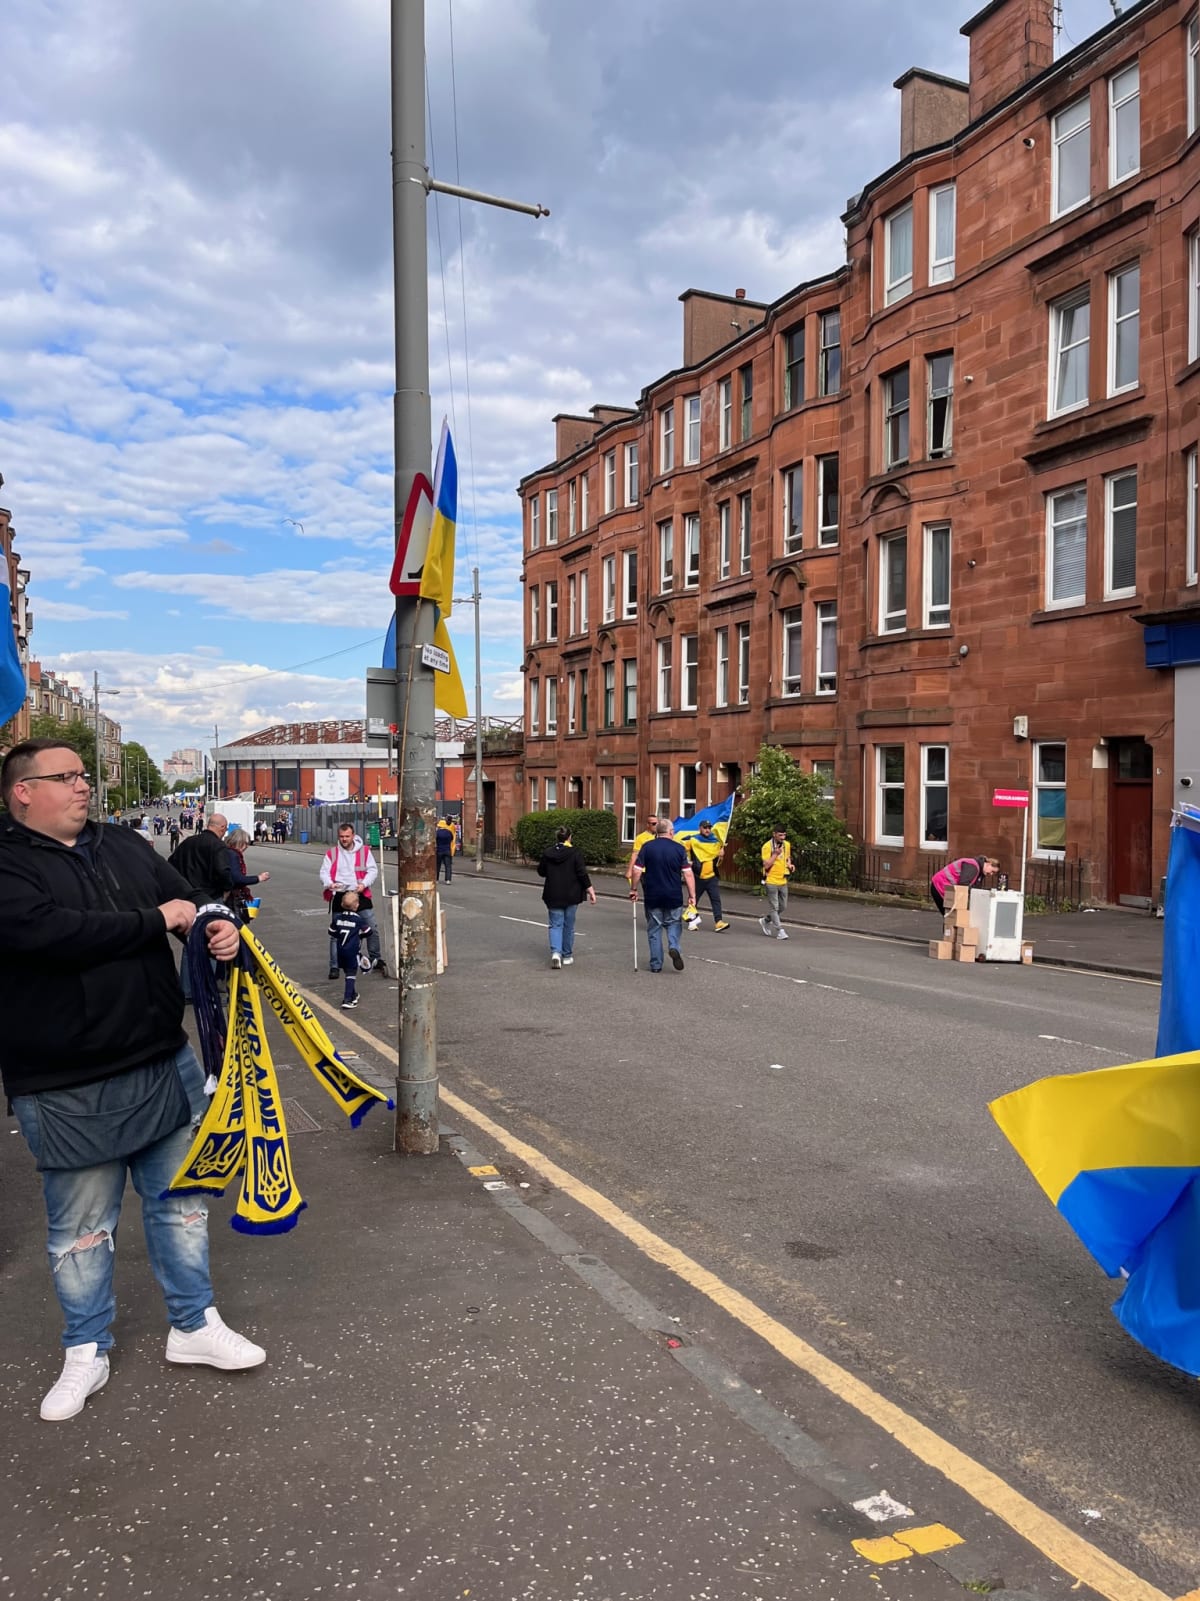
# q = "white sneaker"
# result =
<box><xmin>550</xmin><ymin>953</ymin><xmax>562</xmax><ymax>970</ymax></box>
<box><xmin>776</xmin><ymin>929</ymin><xmax>789</xmax><ymax>940</ymax></box>
<box><xmin>759</xmin><ymin>917</ymin><xmax>772</xmax><ymax>936</ymax></box>
<box><xmin>41</xmin><ymin>1343</ymin><xmax>109</xmax><ymax>1421</ymax></box>
<box><xmin>166</xmin><ymin>1307</ymin><xmax>266</xmax><ymax>1371</ymax></box>
<box><xmin>562</xmin><ymin>956</ymin><xmax>574</xmax><ymax>966</ymax></box>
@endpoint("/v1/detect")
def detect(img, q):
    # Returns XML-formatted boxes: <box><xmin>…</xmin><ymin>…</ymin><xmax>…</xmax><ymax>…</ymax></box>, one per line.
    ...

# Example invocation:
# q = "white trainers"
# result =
<box><xmin>166</xmin><ymin>1307</ymin><xmax>266</xmax><ymax>1371</ymax></box>
<box><xmin>550</xmin><ymin>953</ymin><xmax>562</xmax><ymax>969</ymax></box>
<box><xmin>776</xmin><ymin>929</ymin><xmax>789</xmax><ymax>940</ymax></box>
<box><xmin>562</xmin><ymin>956</ymin><xmax>574</xmax><ymax>966</ymax></box>
<box><xmin>41</xmin><ymin>1342</ymin><xmax>109</xmax><ymax>1421</ymax></box>
<box><xmin>759</xmin><ymin>916</ymin><xmax>772</xmax><ymax>937</ymax></box>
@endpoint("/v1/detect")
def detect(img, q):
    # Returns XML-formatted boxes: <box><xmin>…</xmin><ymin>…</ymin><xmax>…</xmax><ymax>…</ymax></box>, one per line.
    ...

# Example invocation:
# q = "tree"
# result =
<box><xmin>110</xmin><ymin>741</ymin><xmax>164</xmax><ymax>811</ymax></box>
<box><xmin>731</xmin><ymin>744</ymin><xmax>858</xmax><ymax>888</ymax></box>
<box><xmin>28</xmin><ymin>714</ymin><xmax>98</xmax><ymax>781</ymax></box>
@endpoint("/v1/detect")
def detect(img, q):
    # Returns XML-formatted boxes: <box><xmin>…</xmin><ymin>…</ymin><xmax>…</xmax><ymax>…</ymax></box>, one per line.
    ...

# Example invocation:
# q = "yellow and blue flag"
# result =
<box><xmin>671</xmin><ymin>793</ymin><xmax>735</xmax><ymax>850</ymax></box>
<box><xmin>1156</xmin><ymin>810</ymin><xmax>1200</xmax><ymax>1057</ymax></box>
<box><xmin>990</xmin><ymin>1052</ymin><xmax>1200</xmax><ymax>1375</ymax></box>
<box><xmin>419</xmin><ymin>421</ymin><xmax>468</xmax><ymax>719</ymax></box>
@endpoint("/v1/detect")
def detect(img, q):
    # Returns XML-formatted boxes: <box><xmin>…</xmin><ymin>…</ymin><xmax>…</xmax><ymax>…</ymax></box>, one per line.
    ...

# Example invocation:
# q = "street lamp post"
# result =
<box><xmin>92</xmin><ymin>673</ymin><xmax>121</xmax><ymax>821</ymax></box>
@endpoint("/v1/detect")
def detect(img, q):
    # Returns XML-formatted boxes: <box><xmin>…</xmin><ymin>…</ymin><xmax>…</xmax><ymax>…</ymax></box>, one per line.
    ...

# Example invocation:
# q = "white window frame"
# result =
<box><xmin>818</xmin><ymin>455</ymin><xmax>839</xmax><ymax>546</ymax></box>
<box><xmin>684</xmin><ymin>394</ymin><xmax>701</xmax><ymax>464</ymax></box>
<box><xmin>579</xmin><ymin>570</ymin><xmax>588</xmax><ymax>632</ymax></box>
<box><xmin>1189</xmin><ymin>232</ymin><xmax>1200</xmax><ymax>365</ymax></box>
<box><xmin>781</xmin><ymin>608</ymin><xmax>803</xmax><ymax>697</ymax></box>
<box><xmin>625</xmin><ymin>442</ymin><xmax>639</xmax><ymax>505</ymax></box>
<box><xmin>816</xmin><ymin>601</ymin><xmax>837</xmax><ymax>695</ymax></box>
<box><xmin>929</xmin><ymin>184</ymin><xmax>956</xmax><ymax>285</ymax></box>
<box><xmin>819</xmin><ymin>310</ymin><xmax>841</xmax><ymax>396</ymax></box>
<box><xmin>545</xmin><ymin>776</ymin><xmax>558</xmax><ymax>808</ymax></box>
<box><xmin>529</xmin><ymin>496</ymin><xmax>540</xmax><ymax>550</ymax></box>
<box><xmin>602</xmin><ymin>556</ymin><xmax>616</xmax><ymax>623</ymax></box>
<box><xmin>655</xmin><ymin>765</ymin><xmax>671</xmax><ymax>814</ymax></box>
<box><xmin>656</xmin><ymin>638</ymin><xmax>673</xmax><ymax>712</ymax></box>
<box><xmin>782</xmin><ymin>464</ymin><xmax>804</xmax><ymax>554</ymax></box>
<box><xmin>658</xmin><ymin>519</ymin><xmax>674</xmax><ymax>593</ymax></box>
<box><xmin>568</xmin><ymin>573</ymin><xmax>578</xmax><ymax>636</ymax></box>
<box><xmin>875</xmin><ymin>745</ymin><xmax>905</xmax><ymax>848</ymax></box>
<box><xmin>880</xmin><ymin>533</ymin><xmax>908</xmax><ymax>633</ymax></box>
<box><xmin>1191</xmin><ymin>15</ymin><xmax>1200</xmax><ymax>137</ymax></box>
<box><xmin>812</xmin><ymin>759</ymin><xmax>835</xmax><ymax>804</ymax></box>
<box><xmin>603</xmin><ymin>451</ymin><xmax>616</xmax><ymax>514</ymax></box>
<box><xmin>621</xmin><ymin>777</ymin><xmax>637</xmax><ymax>843</ymax></box>
<box><xmin>602</xmin><ymin>661</ymin><xmax>615</xmax><ymax>728</ymax></box>
<box><xmin>1046</xmin><ymin>484</ymin><xmax>1088</xmax><ymax>609</ymax></box>
<box><xmin>601</xmin><ymin>776</ymin><xmax>614</xmax><ymax>813</ymax></box>
<box><xmin>530</xmin><ymin>777</ymin><xmax>539</xmax><ymax>811</ymax></box>
<box><xmin>679</xmin><ymin>765</ymin><xmax>697</xmax><ymax>819</ymax></box>
<box><xmin>681</xmin><ymin>633</ymin><xmax>698</xmax><ymax>711</ymax></box>
<box><xmin>545</xmin><ymin>580</ymin><xmax>558</xmax><ymax>642</ymax></box>
<box><xmin>1189</xmin><ymin>447</ymin><xmax>1199</xmax><ymax>587</ymax></box>
<box><xmin>529</xmin><ymin>585</ymin><xmax>541</xmax><ymax>642</ymax></box>
<box><xmin>927</xmin><ymin>353</ymin><xmax>953</xmax><ymax>459</ymax></box>
<box><xmin>718</xmin><ymin>501</ymin><xmax>732</xmax><ymax>579</ymax></box>
<box><xmin>545</xmin><ymin>677</ymin><xmax>558</xmax><ymax>735</ymax></box>
<box><xmin>581</xmin><ymin>472</ymin><xmax>589</xmax><ymax>530</ymax></box>
<box><xmin>738</xmin><ymin>491</ymin><xmax>752</xmax><ymax>574</ymax></box>
<box><xmin>567</xmin><ymin>672</ymin><xmax>578</xmax><ymax>734</ymax></box>
<box><xmin>736</xmin><ymin>622</ymin><xmax>751</xmax><ymax>706</ymax></box>
<box><xmin>719</xmin><ymin>378</ymin><xmax>732</xmax><ymax>450</ymax></box>
<box><xmin>1108</xmin><ymin>263</ymin><xmax>1139</xmax><ymax>396</ymax></box>
<box><xmin>1104</xmin><ymin>470</ymin><xmax>1138</xmax><ymax>600</ymax></box>
<box><xmin>923</xmin><ymin>521</ymin><xmax>952</xmax><ymax>629</ymax></box>
<box><xmin>715</xmin><ymin>627</ymin><xmax>730</xmax><ymax>707</ymax></box>
<box><xmin>1109</xmin><ymin>63</ymin><xmax>1140</xmax><ymax>185</ymax></box>
<box><xmin>546</xmin><ymin>488</ymin><xmax>558</xmax><ymax>545</ymax></box>
<box><xmin>784</xmin><ymin>323</ymin><xmax>805</xmax><ymax>410</ymax></box>
<box><xmin>920</xmin><ymin>745</ymin><xmax>949</xmax><ymax>850</ymax></box>
<box><xmin>884</xmin><ymin>202</ymin><xmax>914</xmax><ymax>305</ymax></box>
<box><xmin>529</xmin><ymin>677</ymin><xmax>540</xmax><ymax>736</ymax></box>
<box><xmin>659</xmin><ymin>404</ymin><xmax>675</xmax><ymax>474</ymax></box>
<box><xmin>621</xmin><ymin>550</ymin><xmax>638</xmax><ymax>619</ymax></box>
<box><xmin>622</xmin><ymin>658</ymin><xmax>637</xmax><ymax>724</ymax></box>
<box><xmin>1049</xmin><ymin>291</ymin><xmax>1090</xmax><ymax>418</ymax></box>
<box><xmin>1052</xmin><ymin>96</ymin><xmax>1091</xmax><ymax>218</ymax></box>
<box><xmin>884</xmin><ymin>366</ymin><xmax>910</xmax><ymax>468</ymax></box>
<box><xmin>568</xmin><ymin>479</ymin><xmax>577</xmax><ymax>538</ymax></box>
<box><xmin>1034</xmin><ymin>741</ymin><xmax>1067</xmax><ymax>860</ymax></box>
<box><xmin>739</xmin><ymin>362</ymin><xmax>754</xmax><ymax>440</ymax></box>
<box><xmin>683</xmin><ymin>513</ymin><xmax>701</xmax><ymax>588</ymax></box>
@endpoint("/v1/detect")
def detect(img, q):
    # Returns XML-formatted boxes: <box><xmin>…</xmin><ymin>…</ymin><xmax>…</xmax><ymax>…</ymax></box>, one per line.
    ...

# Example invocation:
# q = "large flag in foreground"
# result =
<box><xmin>990</xmin><ymin>1052</ymin><xmax>1200</xmax><ymax>1375</ymax></box>
<box><xmin>0</xmin><ymin>566</ymin><xmax>25</xmax><ymax>730</ymax></box>
<box><xmin>670</xmin><ymin>793</ymin><xmax>735</xmax><ymax>850</ymax></box>
<box><xmin>1156</xmin><ymin>810</ymin><xmax>1200</xmax><ymax>1056</ymax></box>
<box><xmin>420</xmin><ymin>421</ymin><xmax>468</xmax><ymax>719</ymax></box>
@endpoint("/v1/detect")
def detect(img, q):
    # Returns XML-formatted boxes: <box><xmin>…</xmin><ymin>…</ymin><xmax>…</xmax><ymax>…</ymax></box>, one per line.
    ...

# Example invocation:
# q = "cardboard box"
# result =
<box><xmin>955</xmin><ymin>944</ymin><xmax>977</xmax><ymax>963</ymax></box>
<box><xmin>948</xmin><ymin>885</ymin><xmax>970</xmax><ymax>912</ymax></box>
<box><xmin>943</xmin><ymin>909</ymin><xmax>969</xmax><ymax>932</ymax></box>
<box><xmin>929</xmin><ymin>938</ymin><xmax>954</xmax><ymax>960</ymax></box>
<box><xmin>1021</xmin><ymin>941</ymin><xmax>1034</xmax><ymax>965</ymax></box>
<box><xmin>957</xmin><ymin>926</ymin><xmax>980</xmax><ymax>947</ymax></box>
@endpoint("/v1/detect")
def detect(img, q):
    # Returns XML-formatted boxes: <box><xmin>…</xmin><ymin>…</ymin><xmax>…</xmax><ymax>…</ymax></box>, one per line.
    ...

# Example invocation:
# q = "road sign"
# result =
<box><xmin>388</xmin><ymin>472</ymin><xmax>434</xmax><ymax>597</ymax></box>
<box><xmin>421</xmin><ymin>642</ymin><xmax>451</xmax><ymax>674</ymax></box>
<box><xmin>993</xmin><ymin>788</ymin><xmax>1030</xmax><ymax>808</ymax></box>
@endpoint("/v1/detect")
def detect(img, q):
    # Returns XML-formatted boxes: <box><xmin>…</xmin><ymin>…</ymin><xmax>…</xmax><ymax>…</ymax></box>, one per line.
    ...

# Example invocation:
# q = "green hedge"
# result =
<box><xmin>514</xmin><ymin>808</ymin><xmax>621</xmax><ymax>865</ymax></box>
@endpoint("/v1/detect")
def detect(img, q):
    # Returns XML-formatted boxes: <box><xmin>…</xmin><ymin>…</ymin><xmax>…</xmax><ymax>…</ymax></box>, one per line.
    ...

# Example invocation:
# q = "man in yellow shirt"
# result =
<box><xmin>687</xmin><ymin>818</ymin><xmax>729</xmax><ymax>931</ymax></box>
<box><xmin>626</xmin><ymin>814</ymin><xmax>662</xmax><ymax>885</ymax></box>
<box><xmin>759</xmin><ymin>826</ymin><xmax>794</xmax><ymax>940</ymax></box>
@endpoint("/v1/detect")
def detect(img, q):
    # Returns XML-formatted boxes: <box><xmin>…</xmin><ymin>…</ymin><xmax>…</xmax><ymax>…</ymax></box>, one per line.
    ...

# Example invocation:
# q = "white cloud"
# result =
<box><xmin>35</xmin><ymin>599</ymin><xmax>130</xmax><ymax>622</ymax></box>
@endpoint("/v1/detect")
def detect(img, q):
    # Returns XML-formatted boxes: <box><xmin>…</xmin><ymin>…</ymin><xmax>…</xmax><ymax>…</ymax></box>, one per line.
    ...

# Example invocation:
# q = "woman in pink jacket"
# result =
<box><xmin>930</xmin><ymin>855</ymin><xmax>999</xmax><ymax>913</ymax></box>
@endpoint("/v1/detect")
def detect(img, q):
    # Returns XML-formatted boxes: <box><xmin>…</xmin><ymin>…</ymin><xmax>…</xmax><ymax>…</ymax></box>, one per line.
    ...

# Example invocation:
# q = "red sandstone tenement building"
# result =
<box><xmin>518</xmin><ymin>0</ymin><xmax>1200</xmax><ymax>906</ymax></box>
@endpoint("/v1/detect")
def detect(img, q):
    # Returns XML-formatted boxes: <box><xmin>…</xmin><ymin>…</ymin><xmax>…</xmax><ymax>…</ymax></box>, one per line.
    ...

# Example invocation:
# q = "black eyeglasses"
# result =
<box><xmin>21</xmin><ymin>770</ymin><xmax>92</xmax><ymax>788</ymax></box>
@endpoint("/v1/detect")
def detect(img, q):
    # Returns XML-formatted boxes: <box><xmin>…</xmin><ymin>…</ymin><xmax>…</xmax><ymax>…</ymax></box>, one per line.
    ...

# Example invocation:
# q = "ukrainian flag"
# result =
<box><xmin>990</xmin><ymin>1054</ymin><xmax>1200</xmax><ymax>1375</ymax></box>
<box><xmin>419</xmin><ymin>420</ymin><xmax>468</xmax><ymax>719</ymax></box>
<box><xmin>671</xmin><ymin>793</ymin><xmax>735</xmax><ymax>850</ymax></box>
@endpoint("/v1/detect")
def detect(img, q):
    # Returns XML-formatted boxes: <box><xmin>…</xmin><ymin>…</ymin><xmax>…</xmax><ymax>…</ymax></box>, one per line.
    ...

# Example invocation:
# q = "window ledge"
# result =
<box><xmin>768</xmin><ymin>547</ymin><xmax>840</xmax><ymax>571</ymax></box>
<box><xmin>1031</xmin><ymin>596</ymin><xmax>1144</xmax><ymax>624</ymax></box>
<box><xmin>765</xmin><ymin>693</ymin><xmax>839</xmax><ymax>709</ymax></box>
<box><xmin>710</xmin><ymin>702</ymin><xmax>751</xmax><ymax>717</ymax></box>
<box><xmin>775</xmin><ymin>392</ymin><xmax>843</xmax><ymax>421</ymax></box>
<box><xmin>863</xmin><ymin>457</ymin><xmax>952</xmax><ymax>494</ymax></box>
<box><xmin>1024</xmin><ymin>404</ymin><xmax>1152</xmax><ymax>470</ymax></box>
<box><xmin>1175</xmin><ymin>354</ymin><xmax>1200</xmax><ymax>388</ymax></box>
<box><xmin>859</xmin><ymin>627</ymin><xmax>955</xmax><ymax>651</ymax></box>
<box><xmin>648</xmin><ymin>709</ymin><xmax>698</xmax><ymax>722</ymax></box>
<box><xmin>704</xmin><ymin>584</ymin><xmax>758</xmax><ymax>613</ymax></box>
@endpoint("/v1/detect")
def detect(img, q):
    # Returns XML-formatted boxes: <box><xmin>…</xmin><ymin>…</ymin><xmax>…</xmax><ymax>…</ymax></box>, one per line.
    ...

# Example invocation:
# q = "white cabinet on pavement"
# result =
<box><xmin>968</xmin><ymin>888</ymin><xmax>1025</xmax><ymax>962</ymax></box>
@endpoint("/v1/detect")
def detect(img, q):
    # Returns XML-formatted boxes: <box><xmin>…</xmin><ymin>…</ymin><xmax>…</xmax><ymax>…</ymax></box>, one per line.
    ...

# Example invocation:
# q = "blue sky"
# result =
<box><xmin>0</xmin><ymin>0</ymin><xmax>1122</xmax><ymax>763</ymax></box>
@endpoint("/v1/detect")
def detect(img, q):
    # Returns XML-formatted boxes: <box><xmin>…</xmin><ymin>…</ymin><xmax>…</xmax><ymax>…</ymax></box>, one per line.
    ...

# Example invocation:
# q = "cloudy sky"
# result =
<box><xmin>1</xmin><ymin>0</ymin><xmax>1121</xmax><ymax>764</ymax></box>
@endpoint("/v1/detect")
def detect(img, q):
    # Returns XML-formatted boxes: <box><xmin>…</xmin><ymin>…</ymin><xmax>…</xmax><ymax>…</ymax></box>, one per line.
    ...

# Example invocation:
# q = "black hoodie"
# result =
<box><xmin>0</xmin><ymin>816</ymin><xmax>203</xmax><ymax>1097</ymax></box>
<box><xmin>536</xmin><ymin>842</ymin><xmax>591</xmax><ymax>909</ymax></box>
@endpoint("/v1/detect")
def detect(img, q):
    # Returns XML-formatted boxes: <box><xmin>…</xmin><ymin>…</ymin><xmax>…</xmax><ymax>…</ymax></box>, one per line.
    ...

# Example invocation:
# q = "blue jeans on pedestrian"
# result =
<box><xmin>645</xmin><ymin>904</ymin><xmax>682</xmax><ymax>971</ymax></box>
<box><xmin>12</xmin><ymin>1045</ymin><xmax>214</xmax><ymax>1351</ymax></box>
<box><xmin>328</xmin><ymin>898</ymin><xmax>381</xmax><ymax>968</ymax></box>
<box><xmin>547</xmin><ymin>904</ymin><xmax>578</xmax><ymax>959</ymax></box>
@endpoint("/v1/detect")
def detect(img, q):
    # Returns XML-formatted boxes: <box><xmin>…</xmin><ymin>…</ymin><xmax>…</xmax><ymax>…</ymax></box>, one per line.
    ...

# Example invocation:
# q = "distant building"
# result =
<box><xmin>27</xmin><ymin>660</ymin><xmax>121</xmax><ymax>793</ymax></box>
<box><xmin>519</xmin><ymin>0</ymin><xmax>1195</xmax><ymax>907</ymax></box>
<box><xmin>1</xmin><ymin>501</ymin><xmax>32</xmax><ymax>748</ymax></box>
<box><xmin>162</xmin><ymin>748</ymin><xmax>205</xmax><ymax>783</ymax></box>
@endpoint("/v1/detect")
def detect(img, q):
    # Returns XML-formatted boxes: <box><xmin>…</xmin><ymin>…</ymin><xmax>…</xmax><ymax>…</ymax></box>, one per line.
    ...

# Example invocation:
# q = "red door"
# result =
<box><xmin>1109</xmin><ymin>738</ymin><xmax>1153</xmax><ymax>905</ymax></box>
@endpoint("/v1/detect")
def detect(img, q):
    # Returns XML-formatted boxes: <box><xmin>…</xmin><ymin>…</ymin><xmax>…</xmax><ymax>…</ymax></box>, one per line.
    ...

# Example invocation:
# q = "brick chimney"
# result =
<box><xmin>894</xmin><ymin>68</ymin><xmax>969</xmax><ymax>158</ymax></box>
<box><xmin>961</xmin><ymin>0</ymin><xmax>1054</xmax><ymax>122</ymax></box>
<box><xmin>679</xmin><ymin>288</ymin><xmax>768</xmax><ymax>367</ymax></box>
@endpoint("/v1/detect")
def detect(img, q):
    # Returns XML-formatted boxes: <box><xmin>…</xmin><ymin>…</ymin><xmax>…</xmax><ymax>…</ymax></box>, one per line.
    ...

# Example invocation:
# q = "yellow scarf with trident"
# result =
<box><xmin>165</xmin><ymin>922</ymin><xmax>393</xmax><ymax>1235</ymax></box>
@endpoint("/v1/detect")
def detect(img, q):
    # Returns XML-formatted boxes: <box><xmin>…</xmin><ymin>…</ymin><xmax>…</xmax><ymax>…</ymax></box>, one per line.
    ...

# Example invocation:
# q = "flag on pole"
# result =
<box><xmin>1156</xmin><ymin>809</ymin><xmax>1200</xmax><ymax>1056</ymax></box>
<box><xmin>671</xmin><ymin>793</ymin><xmax>735</xmax><ymax>849</ymax></box>
<box><xmin>990</xmin><ymin>1053</ymin><xmax>1200</xmax><ymax>1375</ymax></box>
<box><xmin>419</xmin><ymin>421</ymin><xmax>468</xmax><ymax>719</ymax></box>
<box><xmin>0</xmin><ymin>566</ymin><xmax>26</xmax><ymax>730</ymax></box>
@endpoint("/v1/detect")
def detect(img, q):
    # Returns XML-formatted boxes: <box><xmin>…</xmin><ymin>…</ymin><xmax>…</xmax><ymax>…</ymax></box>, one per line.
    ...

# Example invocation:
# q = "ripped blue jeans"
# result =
<box><xmin>12</xmin><ymin>1045</ymin><xmax>213</xmax><ymax>1350</ymax></box>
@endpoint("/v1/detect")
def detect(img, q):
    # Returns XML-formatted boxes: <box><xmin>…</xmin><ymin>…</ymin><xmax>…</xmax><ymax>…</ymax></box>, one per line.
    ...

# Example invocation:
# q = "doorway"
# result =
<box><xmin>1108</xmin><ymin>738</ymin><xmax>1153</xmax><ymax>906</ymax></box>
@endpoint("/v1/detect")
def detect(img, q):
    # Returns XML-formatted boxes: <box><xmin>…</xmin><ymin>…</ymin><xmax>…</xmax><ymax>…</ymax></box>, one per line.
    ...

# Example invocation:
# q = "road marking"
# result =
<box><xmin>854</xmin><ymin>1523</ymin><xmax>964</xmax><ymax>1565</ymax></box>
<box><xmin>499</xmin><ymin>916</ymin><xmax>550</xmax><ymax>929</ymax></box>
<box><xmin>1038</xmin><ymin>1034</ymin><xmax>1135</xmax><ymax>1058</ymax></box>
<box><xmin>299</xmin><ymin>986</ymin><xmax>1170</xmax><ymax>1601</ymax></box>
<box><xmin>693</xmin><ymin>955</ymin><xmax>858</xmax><ymax>996</ymax></box>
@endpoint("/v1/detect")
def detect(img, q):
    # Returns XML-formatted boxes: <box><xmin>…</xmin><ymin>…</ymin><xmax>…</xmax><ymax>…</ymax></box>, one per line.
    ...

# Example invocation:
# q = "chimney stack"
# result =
<box><xmin>962</xmin><ymin>0</ymin><xmax>1054</xmax><ymax>122</ymax></box>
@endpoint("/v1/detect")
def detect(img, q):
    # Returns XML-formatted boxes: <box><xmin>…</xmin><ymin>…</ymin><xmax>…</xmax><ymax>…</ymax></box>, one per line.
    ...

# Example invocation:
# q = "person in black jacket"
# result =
<box><xmin>167</xmin><ymin>812</ymin><xmax>233</xmax><ymax>902</ymax></box>
<box><xmin>536</xmin><ymin>825</ymin><xmax>596</xmax><ymax>970</ymax></box>
<box><xmin>0</xmin><ymin>741</ymin><xmax>266</xmax><ymax>1424</ymax></box>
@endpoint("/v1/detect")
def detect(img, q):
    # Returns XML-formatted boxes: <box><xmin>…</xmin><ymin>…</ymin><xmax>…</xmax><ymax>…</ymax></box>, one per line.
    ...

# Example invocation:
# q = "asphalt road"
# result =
<box><xmin>246</xmin><ymin>845</ymin><xmax>1197</xmax><ymax>1597</ymax></box>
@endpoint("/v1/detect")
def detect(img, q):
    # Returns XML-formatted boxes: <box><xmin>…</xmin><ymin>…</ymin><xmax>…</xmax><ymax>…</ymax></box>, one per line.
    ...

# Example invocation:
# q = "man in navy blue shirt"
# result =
<box><xmin>630</xmin><ymin>820</ymin><xmax>696</xmax><ymax>973</ymax></box>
